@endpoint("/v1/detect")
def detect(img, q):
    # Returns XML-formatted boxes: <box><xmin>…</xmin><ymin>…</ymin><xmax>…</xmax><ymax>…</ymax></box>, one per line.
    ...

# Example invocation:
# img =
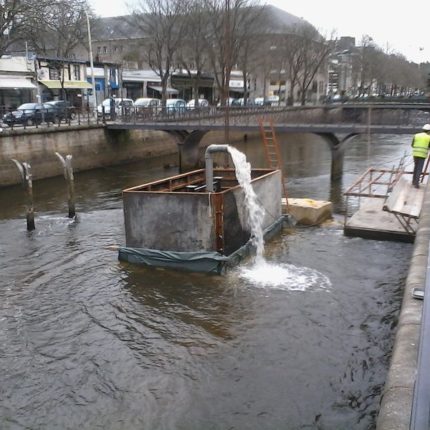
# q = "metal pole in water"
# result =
<box><xmin>55</xmin><ymin>152</ymin><xmax>76</xmax><ymax>218</ymax></box>
<box><xmin>11</xmin><ymin>159</ymin><xmax>35</xmax><ymax>230</ymax></box>
<box><xmin>367</xmin><ymin>105</ymin><xmax>372</xmax><ymax>145</ymax></box>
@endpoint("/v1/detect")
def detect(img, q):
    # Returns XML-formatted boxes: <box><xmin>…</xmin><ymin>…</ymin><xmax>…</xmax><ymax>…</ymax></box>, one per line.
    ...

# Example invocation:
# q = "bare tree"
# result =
<box><xmin>176</xmin><ymin>1</ymin><xmax>210</xmax><ymax>106</ymax></box>
<box><xmin>0</xmin><ymin>0</ymin><xmax>42</xmax><ymax>56</ymax></box>
<box><xmin>278</xmin><ymin>29</ymin><xmax>305</xmax><ymax>105</ymax></box>
<box><xmin>130</xmin><ymin>0</ymin><xmax>188</xmax><ymax>107</ymax></box>
<box><xmin>281</xmin><ymin>23</ymin><xmax>333</xmax><ymax>105</ymax></box>
<box><xmin>203</xmin><ymin>0</ymin><xmax>263</xmax><ymax>145</ymax></box>
<box><xmin>25</xmin><ymin>0</ymin><xmax>89</xmax><ymax>99</ymax></box>
<box><xmin>252</xmin><ymin>35</ymin><xmax>276</xmax><ymax>99</ymax></box>
<box><xmin>235</xmin><ymin>4</ymin><xmax>268</xmax><ymax>104</ymax></box>
<box><xmin>355</xmin><ymin>35</ymin><xmax>376</xmax><ymax>96</ymax></box>
<box><xmin>204</xmin><ymin>0</ymin><xmax>262</xmax><ymax>105</ymax></box>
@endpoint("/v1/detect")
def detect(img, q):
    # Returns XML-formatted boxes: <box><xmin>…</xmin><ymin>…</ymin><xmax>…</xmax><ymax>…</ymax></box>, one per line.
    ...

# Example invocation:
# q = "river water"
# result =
<box><xmin>0</xmin><ymin>132</ymin><xmax>413</xmax><ymax>429</ymax></box>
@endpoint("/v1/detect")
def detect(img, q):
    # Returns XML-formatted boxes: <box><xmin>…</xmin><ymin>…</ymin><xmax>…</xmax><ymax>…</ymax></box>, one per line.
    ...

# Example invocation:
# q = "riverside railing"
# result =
<box><xmin>0</xmin><ymin>106</ymin><xmax>102</xmax><ymax>131</ymax></box>
<box><xmin>2</xmin><ymin>102</ymin><xmax>430</xmax><ymax>131</ymax></box>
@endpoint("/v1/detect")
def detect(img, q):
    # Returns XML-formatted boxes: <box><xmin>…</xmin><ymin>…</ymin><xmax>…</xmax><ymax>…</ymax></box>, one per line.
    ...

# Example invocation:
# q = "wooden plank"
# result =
<box><xmin>345</xmin><ymin>199</ymin><xmax>415</xmax><ymax>242</ymax></box>
<box><xmin>384</xmin><ymin>176</ymin><xmax>424</xmax><ymax>218</ymax></box>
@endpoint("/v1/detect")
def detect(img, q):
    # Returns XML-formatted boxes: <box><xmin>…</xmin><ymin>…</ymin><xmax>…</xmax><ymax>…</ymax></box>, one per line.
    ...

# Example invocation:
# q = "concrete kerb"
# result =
<box><xmin>376</xmin><ymin>182</ymin><xmax>430</xmax><ymax>430</ymax></box>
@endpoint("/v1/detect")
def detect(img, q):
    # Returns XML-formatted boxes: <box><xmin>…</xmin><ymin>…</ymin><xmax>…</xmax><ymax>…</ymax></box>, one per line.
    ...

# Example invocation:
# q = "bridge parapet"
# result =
<box><xmin>111</xmin><ymin>103</ymin><xmax>430</xmax><ymax>129</ymax></box>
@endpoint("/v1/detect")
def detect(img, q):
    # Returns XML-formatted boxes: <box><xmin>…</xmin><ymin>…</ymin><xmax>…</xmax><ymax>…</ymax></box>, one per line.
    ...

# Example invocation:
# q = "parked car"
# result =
<box><xmin>135</xmin><ymin>97</ymin><xmax>161</xmax><ymax>109</ymax></box>
<box><xmin>254</xmin><ymin>97</ymin><xmax>274</xmax><ymax>106</ymax></box>
<box><xmin>97</xmin><ymin>98</ymin><xmax>134</xmax><ymax>118</ymax></box>
<box><xmin>164</xmin><ymin>98</ymin><xmax>187</xmax><ymax>114</ymax></box>
<box><xmin>45</xmin><ymin>100</ymin><xmax>76</xmax><ymax>121</ymax></box>
<box><xmin>217</xmin><ymin>97</ymin><xmax>237</xmax><ymax>107</ymax></box>
<box><xmin>186</xmin><ymin>98</ymin><xmax>210</xmax><ymax>110</ymax></box>
<box><xmin>231</xmin><ymin>97</ymin><xmax>256</xmax><ymax>107</ymax></box>
<box><xmin>2</xmin><ymin>103</ymin><xmax>57</xmax><ymax>127</ymax></box>
<box><xmin>266</xmin><ymin>95</ymin><xmax>280</xmax><ymax>106</ymax></box>
<box><xmin>134</xmin><ymin>98</ymin><xmax>161</xmax><ymax>117</ymax></box>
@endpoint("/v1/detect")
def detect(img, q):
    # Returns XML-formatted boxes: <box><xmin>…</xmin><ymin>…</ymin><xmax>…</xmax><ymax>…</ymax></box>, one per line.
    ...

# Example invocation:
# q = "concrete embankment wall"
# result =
<box><xmin>376</xmin><ymin>184</ymin><xmax>430</xmax><ymax>429</ymax></box>
<box><xmin>0</xmin><ymin>125</ymin><xmax>252</xmax><ymax>187</ymax></box>
<box><xmin>0</xmin><ymin>126</ymin><xmax>177</xmax><ymax>187</ymax></box>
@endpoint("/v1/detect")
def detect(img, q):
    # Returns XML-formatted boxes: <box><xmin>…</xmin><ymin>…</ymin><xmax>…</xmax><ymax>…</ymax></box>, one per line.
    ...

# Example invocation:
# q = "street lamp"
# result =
<box><xmin>85</xmin><ymin>10</ymin><xmax>97</xmax><ymax>117</ymax></box>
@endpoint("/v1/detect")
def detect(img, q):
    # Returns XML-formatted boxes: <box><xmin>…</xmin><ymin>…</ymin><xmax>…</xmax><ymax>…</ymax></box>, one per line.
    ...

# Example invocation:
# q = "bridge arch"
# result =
<box><xmin>165</xmin><ymin>130</ymin><xmax>208</xmax><ymax>172</ymax></box>
<box><xmin>317</xmin><ymin>132</ymin><xmax>359</xmax><ymax>180</ymax></box>
<box><xmin>166</xmin><ymin>129</ymin><xmax>361</xmax><ymax>179</ymax></box>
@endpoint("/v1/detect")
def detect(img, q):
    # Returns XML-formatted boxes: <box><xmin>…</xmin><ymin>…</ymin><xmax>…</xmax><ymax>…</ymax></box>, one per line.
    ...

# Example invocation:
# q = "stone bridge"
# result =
<box><xmin>106</xmin><ymin>103</ymin><xmax>430</xmax><ymax>178</ymax></box>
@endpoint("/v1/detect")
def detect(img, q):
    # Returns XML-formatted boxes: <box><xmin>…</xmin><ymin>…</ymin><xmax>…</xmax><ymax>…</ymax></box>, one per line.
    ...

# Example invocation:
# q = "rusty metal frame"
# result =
<box><xmin>212</xmin><ymin>192</ymin><xmax>224</xmax><ymax>253</ymax></box>
<box><xmin>343</xmin><ymin>154</ymin><xmax>421</xmax><ymax>237</ymax></box>
<box><xmin>123</xmin><ymin>167</ymin><xmax>275</xmax><ymax>194</ymax></box>
<box><xmin>344</xmin><ymin>167</ymin><xmax>401</xmax><ymax>198</ymax></box>
<box><xmin>391</xmin><ymin>212</ymin><xmax>419</xmax><ymax>235</ymax></box>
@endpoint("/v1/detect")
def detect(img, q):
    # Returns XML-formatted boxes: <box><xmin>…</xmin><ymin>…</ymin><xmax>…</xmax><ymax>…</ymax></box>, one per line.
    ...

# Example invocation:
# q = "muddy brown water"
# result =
<box><xmin>0</xmin><ymin>133</ymin><xmax>413</xmax><ymax>429</ymax></box>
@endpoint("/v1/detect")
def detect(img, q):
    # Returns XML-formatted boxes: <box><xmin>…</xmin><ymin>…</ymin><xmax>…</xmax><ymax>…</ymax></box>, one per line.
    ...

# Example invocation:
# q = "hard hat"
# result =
<box><xmin>423</xmin><ymin>124</ymin><xmax>430</xmax><ymax>131</ymax></box>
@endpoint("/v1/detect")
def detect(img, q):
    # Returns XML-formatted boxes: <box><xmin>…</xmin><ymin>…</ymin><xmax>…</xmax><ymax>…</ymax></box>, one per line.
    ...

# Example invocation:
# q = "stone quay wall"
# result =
<box><xmin>0</xmin><ymin>125</ymin><xmax>178</xmax><ymax>188</ymax></box>
<box><xmin>0</xmin><ymin>125</ymin><xmax>253</xmax><ymax>188</ymax></box>
<box><xmin>376</xmin><ymin>182</ymin><xmax>430</xmax><ymax>429</ymax></box>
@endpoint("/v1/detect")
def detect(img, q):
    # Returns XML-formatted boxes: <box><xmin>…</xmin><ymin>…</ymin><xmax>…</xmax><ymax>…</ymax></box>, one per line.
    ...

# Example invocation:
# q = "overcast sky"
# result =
<box><xmin>88</xmin><ymin>0</ymin><xmax>430</xmax><ymax>63</ymax></box>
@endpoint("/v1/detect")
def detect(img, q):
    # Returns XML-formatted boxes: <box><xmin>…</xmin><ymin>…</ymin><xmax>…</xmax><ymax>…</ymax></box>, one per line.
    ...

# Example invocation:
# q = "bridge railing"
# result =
<box><xmin>111</xmin><ymin>104</ymin><xmax>288</xmax><ymax>125</ymax></box>
<box><xmin>111</xmin><ymin>103</ymin><xmax>430</xmax><ymax>128</ymax></box>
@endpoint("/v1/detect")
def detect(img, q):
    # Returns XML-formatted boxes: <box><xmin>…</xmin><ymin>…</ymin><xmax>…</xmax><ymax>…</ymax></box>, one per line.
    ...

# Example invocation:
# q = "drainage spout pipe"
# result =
<box><xmin>205</xmin><ymin>144</ymin><xmax>230</xmax><ymax>192</ymax></box>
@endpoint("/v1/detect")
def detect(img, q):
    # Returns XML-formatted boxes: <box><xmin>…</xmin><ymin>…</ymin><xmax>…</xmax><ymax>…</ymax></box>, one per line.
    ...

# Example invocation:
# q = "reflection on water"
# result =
<box><xmin>0</xmin><ymin>132</ymin><xmax>413</xmax><ymax>429</ymax></box>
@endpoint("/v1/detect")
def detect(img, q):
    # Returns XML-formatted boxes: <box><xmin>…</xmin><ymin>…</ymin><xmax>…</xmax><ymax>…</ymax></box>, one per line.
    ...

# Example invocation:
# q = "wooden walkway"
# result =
<box><xmin>344</xmin><ymin>174</ymin><xmax>425</xmax><ymax>242</ymax></box>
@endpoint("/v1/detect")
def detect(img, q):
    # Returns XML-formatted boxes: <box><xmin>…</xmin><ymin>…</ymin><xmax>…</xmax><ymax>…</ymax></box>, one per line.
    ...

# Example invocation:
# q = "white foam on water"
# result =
<box><xmin>239</xmin><ymin>260</ymin><xmax>332</xmax><ymax>291</ymax></box>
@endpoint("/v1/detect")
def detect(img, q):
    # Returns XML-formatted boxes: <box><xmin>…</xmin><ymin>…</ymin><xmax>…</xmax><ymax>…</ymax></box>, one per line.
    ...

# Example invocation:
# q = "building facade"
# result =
<box><xmin>0</xmin><ymin>57</ymin><xmax>37</xmax><ymax>112</ymax></box>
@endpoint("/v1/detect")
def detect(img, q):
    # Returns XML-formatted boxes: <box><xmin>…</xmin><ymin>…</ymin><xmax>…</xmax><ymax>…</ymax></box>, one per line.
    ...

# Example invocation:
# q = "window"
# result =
<box><xmin>103</xmin><ymin>46</ymin><xmax>107</xmax><ymax>53</ymax></box>
<box><xmin>49</xmin><ymin>68</ymin><xmax>59</xmax><ymax>80</ymax></box>
<box><xmin>97</xmin><ymin>46</ymin><xmax>101</xmax><ymax>53</ymax></box>
<box><xmin>73</xmin><ymin>65</ymin><xmax>80</xmax><ymax>80</ymax></box>
<box><xmin>110</xmin><ymin>68</ymin><xmax>117</xmax><ymax>82</ymax></box>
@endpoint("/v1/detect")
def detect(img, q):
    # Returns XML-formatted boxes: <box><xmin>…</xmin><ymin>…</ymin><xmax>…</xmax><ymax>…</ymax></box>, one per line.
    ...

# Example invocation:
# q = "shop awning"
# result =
<box><xmin>0</xmin><ymin>78</ymin><xmax>36</xmax><ymax>89</ymax></box>
<box><xmin>39</xmin><ymin>80</ymin><xmax>92</xmax><ymax>89</ymax></box>
<box><xmin>148</xmin><ymin>85</ymin><xmax>179</xmax><ymax>94</ymax></box>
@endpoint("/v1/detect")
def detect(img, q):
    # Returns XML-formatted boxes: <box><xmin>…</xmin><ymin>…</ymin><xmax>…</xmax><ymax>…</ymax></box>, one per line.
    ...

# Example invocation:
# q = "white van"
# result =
<box><xmin>134</xmin><ymin>98</ymin><xmax>161</xmax><ymax>116</ymax></box>
<box><xmin>97</xmin><ymin>98</ymin><xmax>134</xmax><ymax>118</ymax></box>
<box><xmin>165</xmin><ymin>99</ymin><xmax>187</xmax><ymax>114</ymax></box>
<box><xmin>134</xmin><ymin>98</ymin><xmax>161</xmax><ymax>109</ymax></box>
<box><xmin>186</xmin><ymin>98</ymin><xmax>209</xmax><ymax>110</ymax></box>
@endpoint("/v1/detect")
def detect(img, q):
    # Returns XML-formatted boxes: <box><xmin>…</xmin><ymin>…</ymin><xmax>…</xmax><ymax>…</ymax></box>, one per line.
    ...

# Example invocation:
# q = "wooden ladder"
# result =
<box><xmin>259</xmin><ymin>119</ymin><xmax>288</xmax><ymax>204</ymax></box>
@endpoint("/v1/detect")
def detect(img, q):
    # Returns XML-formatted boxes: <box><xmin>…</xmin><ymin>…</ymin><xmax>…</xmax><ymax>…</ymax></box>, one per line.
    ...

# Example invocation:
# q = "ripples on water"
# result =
<box><xmin>0</xmin><ymin>135</ymin><xmax>412</xmax><ymax>429</ymax></box>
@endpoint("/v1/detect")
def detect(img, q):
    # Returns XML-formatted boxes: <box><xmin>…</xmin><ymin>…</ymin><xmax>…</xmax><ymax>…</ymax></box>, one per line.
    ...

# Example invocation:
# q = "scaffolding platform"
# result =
<box><xmin>344</xmin><ymin>162</ymin><xmax>426</xmax><ymax>243</ymax></box>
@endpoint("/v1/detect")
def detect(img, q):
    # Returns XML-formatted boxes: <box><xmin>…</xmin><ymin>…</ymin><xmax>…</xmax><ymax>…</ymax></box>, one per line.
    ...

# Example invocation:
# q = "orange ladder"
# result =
<box><xmin>421</xmin><ymin>156</ymin><xmax>430</xmax><ymax>184</ymax></box>
<box><xmin>259</xmin><ymin>119</ymin><xmax>288</xmax><ymax>206</ymax></box>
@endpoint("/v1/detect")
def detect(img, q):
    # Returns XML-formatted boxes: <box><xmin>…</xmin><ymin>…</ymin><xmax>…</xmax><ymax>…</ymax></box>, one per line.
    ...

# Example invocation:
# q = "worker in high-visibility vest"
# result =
<box><xmin>411</xmin><ymin>124</ymin><xmax>430</xmax><ymax>188</ymax></box>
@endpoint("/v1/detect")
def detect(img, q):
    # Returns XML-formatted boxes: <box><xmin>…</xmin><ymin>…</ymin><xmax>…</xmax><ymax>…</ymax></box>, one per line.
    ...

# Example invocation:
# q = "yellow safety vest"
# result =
<box><xmin>412</xmin><ymin>132</ymin><xmax>430</xmax><ymax>158</ymax></box>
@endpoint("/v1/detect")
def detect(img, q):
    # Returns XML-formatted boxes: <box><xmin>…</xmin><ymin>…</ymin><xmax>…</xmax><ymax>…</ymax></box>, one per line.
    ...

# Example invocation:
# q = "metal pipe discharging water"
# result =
<box><xmin>205</xmin><ymin>144</ymin><xmax>230</xmax><ymax>192</ymax></box>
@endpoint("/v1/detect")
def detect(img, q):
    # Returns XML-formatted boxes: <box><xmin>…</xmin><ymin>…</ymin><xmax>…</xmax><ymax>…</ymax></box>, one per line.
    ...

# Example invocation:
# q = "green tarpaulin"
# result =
<box><xmin>118</xmin><ymin>215</ymin><xmax>292</xmax><ymax>274</ymax></box>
